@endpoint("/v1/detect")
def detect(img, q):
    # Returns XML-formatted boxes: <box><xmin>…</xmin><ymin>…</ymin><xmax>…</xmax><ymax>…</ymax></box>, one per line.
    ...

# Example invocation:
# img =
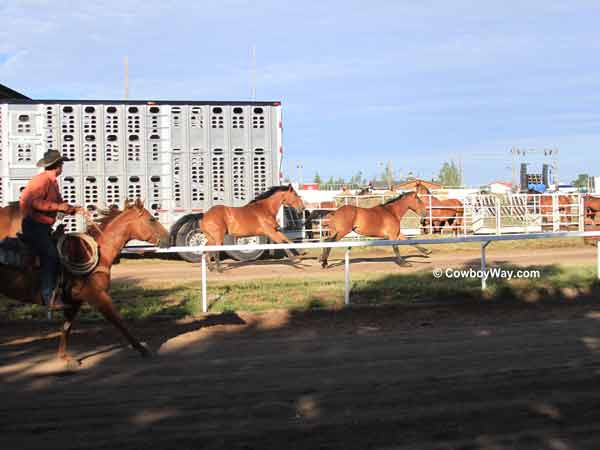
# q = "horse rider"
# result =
<box><xmin>19</xmin><ymin>150</ymin><xmax>80</xmax><ymax>309</ymax></box>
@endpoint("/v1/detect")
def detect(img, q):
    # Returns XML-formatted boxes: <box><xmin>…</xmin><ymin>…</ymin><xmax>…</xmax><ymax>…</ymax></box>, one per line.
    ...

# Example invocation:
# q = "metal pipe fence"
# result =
<box><xmin>145</xmin><ymin>230</ymin><xmax>600</xmax><ymax>313</ymax></box>
<box><xmin>302</xmin><ymin>193</ymin><xmax>593</xmax><ymax>240</ymax></box>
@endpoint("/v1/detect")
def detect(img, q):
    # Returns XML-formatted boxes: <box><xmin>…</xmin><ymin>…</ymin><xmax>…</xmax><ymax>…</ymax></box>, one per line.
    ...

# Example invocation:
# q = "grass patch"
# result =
<box><xmin>1</xmin><ymin>262</ymin><xmax>598</xmax><ymax>321</ymax></box>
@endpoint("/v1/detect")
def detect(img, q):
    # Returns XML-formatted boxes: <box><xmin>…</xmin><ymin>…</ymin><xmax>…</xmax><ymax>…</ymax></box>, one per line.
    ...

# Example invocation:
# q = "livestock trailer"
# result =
<box><xmin>0</xmin><ymin>99</ymin><xmax>286</xmax><ymax>261</ymax></box>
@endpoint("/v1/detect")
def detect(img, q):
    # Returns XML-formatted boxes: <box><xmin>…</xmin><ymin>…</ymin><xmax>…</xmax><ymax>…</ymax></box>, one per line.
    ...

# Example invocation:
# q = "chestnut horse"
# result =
<box><xmin>0</xmin><ymin>199</ymin><xmax>169</xmax><ymax>366</ymax></box>
<box><xmin>584</xmin><ymin>195</ymin><xmax>600</xmax><ymax>222</ymax></box>
<box><xmin>319</xmin><ymin>191</ymin><xmax>430</xmax><ymax>268</ymax></box>
<box><xmin>415</xmin><ymin>181</ymin><xmax>464</xmax><ymax>235</ymax></box>
<box><xmin>0</xmin><ymin>202</ymin><xmax>23</xmax><ymax>240</ymax></box>
<box><xmin>201</xmin><ymin>185</ymin><xmax>305</xmax><ymax>271</ymax></box>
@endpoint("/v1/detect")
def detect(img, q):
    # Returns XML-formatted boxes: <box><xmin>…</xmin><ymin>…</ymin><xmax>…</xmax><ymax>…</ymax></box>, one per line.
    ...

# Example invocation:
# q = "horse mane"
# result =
<box><xmin>382</xmin><ymin>191</ymin><xmax>412</xmax><ymax>206</ymax></box>
<box><xmin>85</xmin><ymin>205</ymin><xmax>125</xmax><ymax>238</ymax></box>
<box><xmin>249</xmin><ymin>185</ymin><xmax>290</xmax><ymax>204</ymax></box>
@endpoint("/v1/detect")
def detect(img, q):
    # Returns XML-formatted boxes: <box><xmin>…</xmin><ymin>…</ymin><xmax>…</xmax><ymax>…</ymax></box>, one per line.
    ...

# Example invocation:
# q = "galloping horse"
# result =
<box><xmin>0</xmin><ymin>202</ymin><xmax>23</xmax><ymax>240</ymax></box>
<box><xmin>415</xmin><ymin>181</ymin><xmax>464</xmax><ymax>235</ymax></box>
<box><xmin>0</xmin><ymin>199</ymin><xmax>169</xmax><ymax>365</ymax></box>
<box><xmin>319</xmin><ymin>191</ymin><xmax>430</xmax><ymax>268</ymax></box>
<box><xmin>201</xmin><ymin>185</ymin><xmax>305</xmax><ymax>271</ymax></box>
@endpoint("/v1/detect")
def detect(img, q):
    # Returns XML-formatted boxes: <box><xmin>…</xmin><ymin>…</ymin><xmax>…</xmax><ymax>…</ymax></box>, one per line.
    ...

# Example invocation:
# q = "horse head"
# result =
<box><xmin>119</xmin><ymin>199</ymin><xmax>170</xmax><ymax>248</ymax></box>
<box><xmin>405</xmin><ymin>191</ymin><xmax>428</xmax><ymax>217</ymax></box>
<box><xmin>282</xmin><ymin>185</ymin><xmax>305</xmax><ymax>213</ymax></box>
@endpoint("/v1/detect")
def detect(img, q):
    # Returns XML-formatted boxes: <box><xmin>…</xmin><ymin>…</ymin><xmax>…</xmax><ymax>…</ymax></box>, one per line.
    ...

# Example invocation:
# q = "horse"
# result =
<box><xmin>0</xmin><ymin>202</ymin><xmax>24</xmax><ymax>240</ymax></box>
<box><xmin>537</xmin><ymin>193</ymin><xmax>575</xmax><ymax>230</ymax></box>
<box><xmin>0</xmin><ymin>199</ymin><xmax>169</xmax><ymax>366</ymax></box>
<box><xmin>584</xmin><ymin>195</ymin><xmax>600</xmax><ymax>223</ymax></box>
<box><xmin>414</xmin><ymin>181</ymin><xmax>464</xmax><ymax>235</ymax></box>
<box><xmin>318</xmin><ymin>191</ymin><xmax>430</xmax><ymax>268</ymax></box>
<box><xmin>201</xmin><ymin>185</ymin><xmax>305</xmax><ymax>272</ymax></box>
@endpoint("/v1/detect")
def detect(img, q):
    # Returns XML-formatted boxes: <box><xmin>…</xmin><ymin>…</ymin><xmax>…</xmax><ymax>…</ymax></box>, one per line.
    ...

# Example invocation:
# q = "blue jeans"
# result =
<box><xmin>21</xmin><ymin>217</ymin><xmax>59</xmax><ymax>305</ymax></box>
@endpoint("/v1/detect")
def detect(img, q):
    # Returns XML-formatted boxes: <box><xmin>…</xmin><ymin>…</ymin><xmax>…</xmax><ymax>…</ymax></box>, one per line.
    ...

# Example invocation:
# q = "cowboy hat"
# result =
<box><xmin>36</xmin><ymin>150</ymin><xmax>71</xmax><ymax>168</ymax></box>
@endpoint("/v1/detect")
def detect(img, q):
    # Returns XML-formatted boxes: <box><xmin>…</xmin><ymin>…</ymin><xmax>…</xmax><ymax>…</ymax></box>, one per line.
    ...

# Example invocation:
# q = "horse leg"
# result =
<box><xmin>203</xmin><ymin>229</ymin><xmax>223</xmax><ymax>273</ymax></box>
<box><xmin>261</xmin><ymin>229</ymin><xmax>304</xmax><ymax>263</ymax></box>
<box><xmin>392</xmin><ymin>231</ymin><xmax>412</xmax><ymax>267</ymax></box>
<box><xmin>413</xmin><ymin>244</ymin><xmax>432</xmax><ymax>256</ymax></box>
<box><xmin>91</xmin><ymin>291</ymin><xmax>150</xmax><ymax>357</ymax></box>
<box><xmin>319</xmin><ymin>233</ymin><xmax>342</xmax><ymax>269</ymax></box>
<box><xmin>57</xmin><ymin>301</ymin><xmax>82</xmax><ymax>368</ymax></box>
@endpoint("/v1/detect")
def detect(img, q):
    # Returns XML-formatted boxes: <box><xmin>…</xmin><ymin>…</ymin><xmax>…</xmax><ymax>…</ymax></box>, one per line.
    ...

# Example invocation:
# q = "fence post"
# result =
<box><xmin>201</xmin><ymin>252</ymin><xmax>208</xmax><ymax>313</ymax></box>
<box><xmin>579</xmin><ymin>194</ymin><xmax>585</xmax><ymax>232</ymax></box>
<box><xmin>481</xmin><ymin>241</ymin><xmax>491</xmax><ymax>290</ymax></box>
<box><xmin>428</xmin><ymin>195</ymin><xmax>433</xmax><ymax>234</ymax></box>
<box><xmin>597</xmin><ymin>240</ymin><xmax>600</xmax><ymax>281</ymax></box>
<box><xmin>344</xmin><ymin>247</ymin><xmax>351</xmax><ymax>305</ymax></box>
<box><xmin>552</xmin><ymin>193</ymin><xmax>559</xmax><ymax>232</ymax></box>
<box><xmin>495</xmin><ymin>197</ymin><xmax>501</xmax><ymax>235</ymax></box>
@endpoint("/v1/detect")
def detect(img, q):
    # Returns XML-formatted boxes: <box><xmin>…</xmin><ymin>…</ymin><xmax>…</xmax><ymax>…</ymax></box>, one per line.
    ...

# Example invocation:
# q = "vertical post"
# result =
<box><xmin>597</xmin><ymin>240</ymin><xmax>600</xmax><ymax>281</ymax></box>
<box><xmin>428</xmin><ymin>195</ymin><xmax>433</xmax><ymax>235</ymax></box>
<box><xmin>124</xmin><ymin>56</ymin><xmax>129</xmax><ymax>100</ymax></box>
<box><xmin>344</xmin><ymin>247</ymin><xmax>351</xmax><ymax>305</ymax></box>
<box><xmin>495</xmin><ymin>197</ymin><xmax>501</xmax><ymax>235</ymax></box>
<box><xmin>579</xmin><ymin>194</ymin><xmax>585</xmax><ymax>232</ymax></box>
<box><xmin>201</xmin><ymin>252</ymin><xmax>208</xmax><ymax>313</ymax></box>
<box><xmin>481</xmin><ymin>241</ymin><xmax>490</xmax><ymax>290</ymax></box>
<box><xmin>552</xmin><ymin>193</ymin><xmax>559</xmax><ymax>232</ymax></box>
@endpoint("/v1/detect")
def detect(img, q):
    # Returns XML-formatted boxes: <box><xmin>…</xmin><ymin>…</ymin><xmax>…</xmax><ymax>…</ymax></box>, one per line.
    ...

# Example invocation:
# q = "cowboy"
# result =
<box><xmin>19</xmin><ymin>150</ymin><xmax>80</xmax><ymax>309</ymax></box>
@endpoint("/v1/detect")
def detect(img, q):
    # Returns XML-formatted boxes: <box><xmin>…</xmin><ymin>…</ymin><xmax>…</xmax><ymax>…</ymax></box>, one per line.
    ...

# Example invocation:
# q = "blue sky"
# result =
<box><xmin>1</xmin><ymin>1</ymin><xmax>600</xmax><ymax>186</ymax></box>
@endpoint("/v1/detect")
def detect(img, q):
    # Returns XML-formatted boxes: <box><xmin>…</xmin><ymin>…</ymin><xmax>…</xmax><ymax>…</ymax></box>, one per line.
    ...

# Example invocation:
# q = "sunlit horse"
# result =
<box><xmin>201</xmin><ymin>185</ymin><xmax>305</xmax><ymax>271</ymax></box>
<box><xmin>0</xmin><ymin>199</ymin><xmax>169</xmax><ymax>366</ymax></box>
<box><xmin>319</xmin><ymin>191</ymin><xmax>430</xmax><ymax>268</ymax></box>
<box><xmin>415</xmin><ymin>181</ymin><xmax>464</xmax><ymax>235</ymax></box>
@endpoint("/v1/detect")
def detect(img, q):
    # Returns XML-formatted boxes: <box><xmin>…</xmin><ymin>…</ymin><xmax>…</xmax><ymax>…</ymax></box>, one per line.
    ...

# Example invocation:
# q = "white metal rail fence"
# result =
<box><xmin>302</xmin><ymin>192</ymin><xmax>591</xmax><ymax>240</ymax></box>
<box><xmin>150</xmin><ymin>230</ymin><xmax>600</xmax><ymax>313</ymax></box>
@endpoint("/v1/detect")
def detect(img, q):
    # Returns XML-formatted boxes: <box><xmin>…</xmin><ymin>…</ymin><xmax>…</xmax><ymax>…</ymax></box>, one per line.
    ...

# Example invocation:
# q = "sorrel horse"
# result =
<box><xmin>201</xmin><ymin>185</ymin><xmax>305</xmax><ymax>271</ymax></box>
<box><xmin>0</xmin><ymin>199</ymin><xmax>169</xmax><ymax>365</ymax></box>
<box><xmin>584</xmin><ymin>195</ymin><xmax>600</xmax><ymax>222</ymax></box>
<box><xmin>415</xmin><ymin>181</ymin><xmax>464</xmax><ymax>235</ymax></box>
<box><xmin>0</xmin><ymin>202</ymin><xmax>23</xmax><ymax>240</ymax></box>
<box><xmin>319</xmin><ymin>191</ymin><xmax>430</xmax><ymax>268</ymax></box>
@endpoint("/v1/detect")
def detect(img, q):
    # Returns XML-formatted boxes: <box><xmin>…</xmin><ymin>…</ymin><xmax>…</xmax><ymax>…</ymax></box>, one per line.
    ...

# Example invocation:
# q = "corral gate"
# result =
<box><xmin>0</xmin><ymin>100</ymin><xmax>283</xmax><ymax>246</ymax></box>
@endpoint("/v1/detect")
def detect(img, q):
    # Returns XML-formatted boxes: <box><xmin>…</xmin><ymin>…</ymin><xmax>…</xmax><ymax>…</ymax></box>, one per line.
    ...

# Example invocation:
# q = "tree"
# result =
<box><xmin>437</xmin><ymin>160</ymin><xmax>461</xmax><ymax>187</ymax></box>
<box><xmin>313</xmin><ymin>172</ymin><xmax>323</xmax><ymax>185</ymax></box>
<box><xmin>572</xmin><ymin>173</ymin><xmax>590</xmax><ymax>189</ymax></box>
<box><xmin>349</xmin><ymin>171</ymin><xmax>364</xmax><ymax>186</ymax></box>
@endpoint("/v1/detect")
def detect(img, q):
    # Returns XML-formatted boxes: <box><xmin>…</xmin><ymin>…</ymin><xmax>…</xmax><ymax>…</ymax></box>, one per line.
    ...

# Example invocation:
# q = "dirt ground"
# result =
<box><xmin>2</xmin><ymin>247</ymin><xmax>600</xmax><ymax>449</ymax></box>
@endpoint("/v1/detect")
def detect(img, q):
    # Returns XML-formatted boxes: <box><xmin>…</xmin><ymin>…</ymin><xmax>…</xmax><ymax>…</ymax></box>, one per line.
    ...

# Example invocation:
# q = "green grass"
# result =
<box><xmin>1</xmin><ymin>262</ymin><xmax>598</xmax><ymax>321</ymax></box>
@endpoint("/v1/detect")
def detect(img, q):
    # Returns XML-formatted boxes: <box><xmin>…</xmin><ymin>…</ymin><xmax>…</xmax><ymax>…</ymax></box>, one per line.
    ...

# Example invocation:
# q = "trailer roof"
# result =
<box><xmin>1</xmin><ymin>99</ymin><xmax>280</xmax><ymax>106</ymax></box>
<box><xmin>0</xmin><ymin>83</ymin><xmax>30</xmax><ymax>100</ymax></box>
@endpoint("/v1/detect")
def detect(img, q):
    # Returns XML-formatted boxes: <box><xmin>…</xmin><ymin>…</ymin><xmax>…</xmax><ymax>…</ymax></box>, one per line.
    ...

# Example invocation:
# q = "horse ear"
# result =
<box><xmin>135</xmin><ymin>197</ymin><xmax>144</xmax><ymax>209</ymax></box>
<box><xmin>123</xmin><ymin>199</ymin><xmax>132</xmax><ymax>210</ymax></box>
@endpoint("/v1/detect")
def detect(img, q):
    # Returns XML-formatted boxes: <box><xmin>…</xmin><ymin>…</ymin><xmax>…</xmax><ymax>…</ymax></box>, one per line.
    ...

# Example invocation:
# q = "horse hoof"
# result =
<box><xmin>60</xmin><ymin>355</ymin><xmax>81</xmax><ymax>371</ymax></box>
<box><xmin>137</xmin><ymin>343</ymin><xmax>153</xmax><ymax>358</ymax></box>
<box><xmin>321</xmin><ymin>262</ymin><xmax>328</xmax><ymax>269</ymax></box>
<box><xmin>397</xmin><ymin>261</ymin><xmax>412</xmax><ymax>267</ymax></box>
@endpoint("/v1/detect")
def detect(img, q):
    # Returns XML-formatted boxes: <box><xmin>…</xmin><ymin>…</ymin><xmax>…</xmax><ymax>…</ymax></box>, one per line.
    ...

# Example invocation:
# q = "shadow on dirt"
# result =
<box><xmin>2</xmin><ymin>260</ymin><xmax>600</xmax><ymax>450</ymax></box>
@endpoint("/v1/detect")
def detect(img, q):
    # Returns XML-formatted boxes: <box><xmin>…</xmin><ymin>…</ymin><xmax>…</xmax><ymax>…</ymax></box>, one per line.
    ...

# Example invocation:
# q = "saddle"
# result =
<box><xmin>0</xmin><ymin>236</ymin><xmax>36</xmax><ymax>269</ymax></box>
<box><xmin>0</xmin><ymin>229</ymin><xmax>99</xmax><ymax>275</ymax></box>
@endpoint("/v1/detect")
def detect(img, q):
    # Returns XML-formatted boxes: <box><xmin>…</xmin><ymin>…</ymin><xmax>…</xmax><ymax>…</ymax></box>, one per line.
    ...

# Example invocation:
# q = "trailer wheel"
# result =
<box><xmin>224</xmin><ymin>235</ymin><xmax>266</xmax><ymax>262</ymax></box>
<box><xmin>176</xmin><ymin>218</ymin><xmax>206</xmax><ymax>263</ymax></box>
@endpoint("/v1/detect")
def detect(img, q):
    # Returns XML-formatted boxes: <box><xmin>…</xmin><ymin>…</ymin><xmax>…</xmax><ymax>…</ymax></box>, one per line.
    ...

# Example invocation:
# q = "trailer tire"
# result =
<box><xmin>175</xmin><ymin>217</ymin><xmax>205</xmax><ymax>263</ymax></box>
<box><xmin>224</xmin><ymin>235</ymin><xmax>266</xmax><ymax>262</ymax></box>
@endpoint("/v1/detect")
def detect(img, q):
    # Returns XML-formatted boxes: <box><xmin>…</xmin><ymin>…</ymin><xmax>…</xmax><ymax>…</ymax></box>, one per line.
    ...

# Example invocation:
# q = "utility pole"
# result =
<box><xmin>251</xmin><ymin>45</ymin><xmax>256</xmax><ymax>100</ymax></box>
<box><xmin>124</xmin><ymin>56</ymin><xmax>129</xmax><ymax>100</ymax></box>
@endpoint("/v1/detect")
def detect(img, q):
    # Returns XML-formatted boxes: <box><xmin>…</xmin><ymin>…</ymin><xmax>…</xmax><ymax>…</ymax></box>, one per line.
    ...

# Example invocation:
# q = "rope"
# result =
<box><xmin>57</xmin><ymin>233</ymin><xmax>99</xmax><ymax>275</ymax></box>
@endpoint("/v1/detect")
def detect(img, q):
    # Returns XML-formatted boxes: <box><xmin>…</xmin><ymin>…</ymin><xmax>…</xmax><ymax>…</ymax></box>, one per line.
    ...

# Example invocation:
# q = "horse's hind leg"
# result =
<box><xmin>57</xmin><ymin>301</ymin><xmax>82</xmax><ymax>368</ymax></box>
